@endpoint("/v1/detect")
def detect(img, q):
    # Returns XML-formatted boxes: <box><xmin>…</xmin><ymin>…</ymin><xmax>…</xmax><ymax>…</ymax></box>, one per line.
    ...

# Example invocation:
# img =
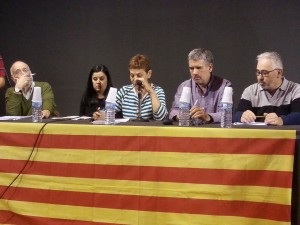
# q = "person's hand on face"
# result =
<box><xmin>130</xmin><ymin>68</ymin><xmax>153</xmax><ymax>94</ymax></box>
<box><xmin>135</xmin><ymin>77</ymin><xmax>152</xmax><ymax>93</ymax></box>
<box><xmin>15</xmin><ymin>73</ymin><xmax>33</xmax><ymax>90</ymax></box>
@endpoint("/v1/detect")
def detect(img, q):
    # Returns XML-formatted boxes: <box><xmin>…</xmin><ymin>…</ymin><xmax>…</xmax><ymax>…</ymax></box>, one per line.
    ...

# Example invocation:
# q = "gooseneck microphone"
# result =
<box><xmin>136</xmin><ymin>80</ymin><xmax>142</xmax><ymax>99</ymax></box>
<box><xmin>136</xmin><ymin>80</ymin><xmax>142</xmax><ymax>86</ymax></box>
<box><xmin>132</xmin><ymin>80</ymin><xmax>149</xmax><ymax>122</ymax></box>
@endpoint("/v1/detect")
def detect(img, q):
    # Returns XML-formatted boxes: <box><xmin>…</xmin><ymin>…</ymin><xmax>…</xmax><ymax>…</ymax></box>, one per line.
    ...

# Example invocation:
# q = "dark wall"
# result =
<box><xmin>1</xmin><ymin>0</ymin><xmax>299</xmax><ymax>116</ymax></box>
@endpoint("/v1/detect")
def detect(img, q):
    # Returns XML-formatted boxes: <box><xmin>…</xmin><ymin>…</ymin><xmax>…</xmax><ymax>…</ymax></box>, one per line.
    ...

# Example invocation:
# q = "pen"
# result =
<box><xmin>256</xmin><ymin>116</ymin><xmax>265</xmax><ymax>118</ymax></box>
<box><xmin>193</xmin><ymin>100</ymin><xmax>198</xmax><ymax>107</ymax></box>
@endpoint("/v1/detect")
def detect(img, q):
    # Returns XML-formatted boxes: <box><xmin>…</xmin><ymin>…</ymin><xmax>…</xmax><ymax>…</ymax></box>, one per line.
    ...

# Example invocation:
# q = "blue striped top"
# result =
<box><xmin>115</xmin><ymin>84</ymin><xmax>167</xmax><ymax>120</ymax></box>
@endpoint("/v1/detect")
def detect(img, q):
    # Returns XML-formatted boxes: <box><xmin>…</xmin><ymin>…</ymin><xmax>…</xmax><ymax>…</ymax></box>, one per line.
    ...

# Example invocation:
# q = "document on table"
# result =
<box><xmin>51</xmin><ymin>116</ymin><xmax>91</xmax><ymax>120</ymax></box>
<box><xmin>0</xmin><ymin>116</ymin><xmax>32</xmax><ymax>121</ymax></box>
<box><xmin>92</xmin><ymin>118</ymin><xmax>130</xmax><ymax>124</ymax></box>
<box><xmin>233</xmin><ymin>122</ymin><xmax>267</xmax><ymax>126</ymax></box>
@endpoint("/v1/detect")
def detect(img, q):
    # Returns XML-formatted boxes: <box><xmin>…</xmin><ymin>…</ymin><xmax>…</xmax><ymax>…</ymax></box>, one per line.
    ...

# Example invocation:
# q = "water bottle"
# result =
<box><xmin>105</xmin><ymin>102</ymin><xmax>116</xmax><ymax>125</ymax></box>
<box><xmin>178</xmin><ymin>101</ymin><xmax>190</xmax><ymax>126</ymax></box>
<box><xmin>221</xmin><ymin>102</ymin><xmax>233</xmax><ymax>128</ymax></box>
<box><xmin>32</xmin><ymin>101</ymin><xmax>42</xmax><ymax>122</ymax></box>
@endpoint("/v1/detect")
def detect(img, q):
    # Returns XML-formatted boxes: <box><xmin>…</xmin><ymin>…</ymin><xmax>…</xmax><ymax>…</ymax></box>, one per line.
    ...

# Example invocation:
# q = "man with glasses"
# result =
<box><xmin>233</xmin><ymin>52</ymin><xmax>300</xmax><ymax>125</ymax></box>
<box><xmin>5</xmin><ymin>61</ymin><xmax>57</xmax><ymax>118</ymax></box>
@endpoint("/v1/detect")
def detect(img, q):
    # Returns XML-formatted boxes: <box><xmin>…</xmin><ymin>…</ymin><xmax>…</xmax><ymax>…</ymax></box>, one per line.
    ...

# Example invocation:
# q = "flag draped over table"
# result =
<box><xmin>0</xmin><ymin>122</ymin><xmax>296</xmax><ymax>225</ymax></box>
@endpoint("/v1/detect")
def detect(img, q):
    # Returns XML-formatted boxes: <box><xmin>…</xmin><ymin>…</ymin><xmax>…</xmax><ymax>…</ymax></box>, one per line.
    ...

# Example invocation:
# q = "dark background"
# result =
<box><xmin>0</xmin><ymin>0</ymin><xmax>299</xmax><ymax>116</ymax></box>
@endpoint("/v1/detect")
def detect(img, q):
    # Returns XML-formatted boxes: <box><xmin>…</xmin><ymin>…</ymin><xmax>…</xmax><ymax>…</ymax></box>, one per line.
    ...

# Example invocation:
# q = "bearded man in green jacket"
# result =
<box><xmin>5</xmin><ymin>61</ymin><xmax>57</xmax><ymax>118</ymax></box>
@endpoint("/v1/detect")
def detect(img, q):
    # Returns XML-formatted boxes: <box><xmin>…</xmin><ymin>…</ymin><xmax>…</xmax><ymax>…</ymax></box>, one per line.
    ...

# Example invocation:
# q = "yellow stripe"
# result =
<box><xmin>0</xmin><ymin>146</ymin><xmax>294</xmax><ymax>171</ymax></box>
<box><xmin>0</xmin><ymin>173</ymin><xmax>291</xmax><ymax>205</ymax></box>
<box><xmin>0</xmin><ymin>122</ymin><xmax>296</xmax><ymax>139</ymax></box>
<box><xmin>0</xmin><ymin>200</ymin><xmax>290</xmax><ymax>225</ymax></box>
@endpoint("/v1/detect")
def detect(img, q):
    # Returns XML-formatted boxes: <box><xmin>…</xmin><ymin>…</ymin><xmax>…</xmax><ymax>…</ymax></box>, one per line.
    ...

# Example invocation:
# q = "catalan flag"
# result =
<box><xmin>0</xmin><ymin>122</ymin><xmax>296</xmax><ymax>225</ymax></box>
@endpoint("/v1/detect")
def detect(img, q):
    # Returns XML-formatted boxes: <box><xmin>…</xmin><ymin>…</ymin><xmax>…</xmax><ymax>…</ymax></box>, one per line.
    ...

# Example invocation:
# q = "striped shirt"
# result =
<box><xmin>233</xmin><ymin>78</ymin><xmax>300</xmax><ymax>125</ymax></box>
<box><xmin>115</xmin><ymin>84</ymin><xmax>167</xmax><ymax>120</ymax></box>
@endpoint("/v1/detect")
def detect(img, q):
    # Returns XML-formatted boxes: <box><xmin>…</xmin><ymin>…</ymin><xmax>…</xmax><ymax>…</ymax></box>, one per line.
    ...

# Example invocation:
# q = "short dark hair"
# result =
<box><xmin>128</xmin><ymin>54</ymin><xmax>151</xmax><ymax>72</ymax></box>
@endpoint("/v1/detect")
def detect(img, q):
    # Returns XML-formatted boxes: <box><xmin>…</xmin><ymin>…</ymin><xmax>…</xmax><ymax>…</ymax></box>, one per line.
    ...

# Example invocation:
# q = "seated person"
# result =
<box><xmin>5</xmin><ymin>61</ymin><xmax>57</xmax><ymax>118</ymax></box>
<box><xmin>79</xmin><ymin>64</ymin><xmax>113</xmax><ymax>120</ymax></box>
<box><xmin>233</xmin><ymin>51</ymin><xmax>300</xmax><ymax>125</ymax></box>
<box><xmin>169</xmin><ymin>48</ymin><xmax>231</xmax><ymax>123</ymax></box>
<box><xmin>0</xmin><ymin>55</ymin><xmax>6</xmax><ymax>89</ymax></box>
<box><xmin>115</xmin><ymin>54</ymin><xmax>167</xmax><ymax>121</ymax></box>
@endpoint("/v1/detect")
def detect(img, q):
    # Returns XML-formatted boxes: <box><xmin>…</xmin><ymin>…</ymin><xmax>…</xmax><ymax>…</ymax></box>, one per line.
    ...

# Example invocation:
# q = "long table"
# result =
<box><xmin>0</xmin><ymin>121</ymin><xmax>298</xmax><ymax>225</ymax></box>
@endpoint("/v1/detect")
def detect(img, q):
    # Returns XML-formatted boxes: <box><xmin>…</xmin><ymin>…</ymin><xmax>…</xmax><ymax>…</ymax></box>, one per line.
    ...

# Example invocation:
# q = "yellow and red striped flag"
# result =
<box><xmin>0</xmin><ymin>122</ymin><xmax>296</xmax><ymax>225</ymax></box>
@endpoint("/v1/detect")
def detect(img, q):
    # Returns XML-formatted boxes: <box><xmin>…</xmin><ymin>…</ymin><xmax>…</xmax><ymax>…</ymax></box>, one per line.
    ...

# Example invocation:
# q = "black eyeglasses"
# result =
<box><xmin>255</xmin><ymin>69</ymin><xmax>278</xmax><ymax>77</ymax></box>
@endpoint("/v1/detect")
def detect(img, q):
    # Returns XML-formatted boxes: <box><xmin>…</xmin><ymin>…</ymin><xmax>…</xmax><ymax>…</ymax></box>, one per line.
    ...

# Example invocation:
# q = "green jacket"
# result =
<box><xmin>5</xmin><ymin>81</ymin><xmax>57</xmax><ymax>116</ymax></box>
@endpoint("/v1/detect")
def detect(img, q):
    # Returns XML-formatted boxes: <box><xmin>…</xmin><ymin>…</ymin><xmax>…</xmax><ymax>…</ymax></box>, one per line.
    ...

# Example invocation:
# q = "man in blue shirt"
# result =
<box><xmin>169</xmin><ymin>48</ymin><xmax>231</xmax><ymax>123</ymax></box>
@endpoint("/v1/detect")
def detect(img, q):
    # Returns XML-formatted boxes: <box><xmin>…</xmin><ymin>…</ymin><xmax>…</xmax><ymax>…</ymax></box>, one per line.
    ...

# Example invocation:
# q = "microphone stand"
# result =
<box><xmin>132</xmin><ymin>84</ymin><xmax>149</xmax><ymax>122</ymax></box>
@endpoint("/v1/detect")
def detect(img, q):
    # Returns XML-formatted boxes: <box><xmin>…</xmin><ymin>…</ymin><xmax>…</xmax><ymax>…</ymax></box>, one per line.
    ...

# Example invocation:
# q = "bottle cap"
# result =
<box><xmin>106</xmin><ymin>87</ymin><xmax>117</xmax><ymax>103</ymax></box>
<box><xmin>221</xmin><ymin>86</ymin><xmax>233</xmax><ymax>103</ymax></box>
<box><xmin>179</xmin><ymin>87</ymin><xmax>191</xmax><ymax>103</ymax></box>
<box><xmin>32</xmin><ymin>87</ymin><xmax>42</xmax><ymax>102</ymax></box>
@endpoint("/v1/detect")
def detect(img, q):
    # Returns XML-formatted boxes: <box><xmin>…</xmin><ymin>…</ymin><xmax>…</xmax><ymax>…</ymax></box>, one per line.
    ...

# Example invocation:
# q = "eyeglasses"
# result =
<box><xmin>13</xmin><ymin>67</ymin><xmax>30</xmax><ymax>76</ymax></box>
<box><xmin>255</xmin><ymin>69</ymin><xmax>278</xmax><ymax>77</ymax></box>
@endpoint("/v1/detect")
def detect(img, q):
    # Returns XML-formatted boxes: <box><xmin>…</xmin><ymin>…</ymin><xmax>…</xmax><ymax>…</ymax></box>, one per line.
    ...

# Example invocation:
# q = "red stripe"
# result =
<box><xmin>1</xmin><ymin>187</ymin><xmax>291</xmax><ymax>222</ymax></box>
<box><xmin>0</xmin><ymin>159</ymin><xmax>292</xmax><ymax>188</ymax></box>
<box><xmin>0</xmin><ymin>210</ymin><xmax>124</xmax><ymax>225</ymax></box>
<box><xmin>0</xmin><ymin>132</ymin><xmax>295</xmax><ymax>155</ymax></box>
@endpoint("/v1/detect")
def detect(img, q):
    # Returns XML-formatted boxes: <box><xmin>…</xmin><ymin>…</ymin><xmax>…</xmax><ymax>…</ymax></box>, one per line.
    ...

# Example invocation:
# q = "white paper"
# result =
<box><xmin>0</xmin><ymin>116</ymin><xmax>32</xmax><ymax>121</ymax></box>
<box><xmin>233</xmin><ymin>122</ymin><xmax>267</xmax><ymax>126</ymax></box>
<box><xmin>92</xmin><ymin>118</ymin><xmax>129</xmax><ymax>125</ymax></box>
<box><xmin>51</xmin><ymin>116</ymin><xmax>81</xmax><ymax>120</ymax></box>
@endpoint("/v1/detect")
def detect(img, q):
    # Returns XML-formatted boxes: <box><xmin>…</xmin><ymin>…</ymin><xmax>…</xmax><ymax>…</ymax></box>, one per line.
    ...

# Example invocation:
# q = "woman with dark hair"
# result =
<box><xmin>79</xmin><ymin>64</ymin><xmax>113</xmax><ymax>120</ymax></box>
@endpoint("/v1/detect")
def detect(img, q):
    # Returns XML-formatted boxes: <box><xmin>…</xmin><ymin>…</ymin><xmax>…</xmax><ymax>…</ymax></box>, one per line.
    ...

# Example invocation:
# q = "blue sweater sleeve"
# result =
<box><xmin>281</xmin><ymin>112</ymin><xmax>300</xmax><ymax>125</ymax></box>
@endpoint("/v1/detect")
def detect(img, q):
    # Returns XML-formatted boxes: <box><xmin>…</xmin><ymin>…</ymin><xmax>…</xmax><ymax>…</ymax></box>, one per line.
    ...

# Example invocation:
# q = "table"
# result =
<box><xmin>0</xmin><ymin>121</ymin><xmax>298</xmax><ymax>225</ymax></box>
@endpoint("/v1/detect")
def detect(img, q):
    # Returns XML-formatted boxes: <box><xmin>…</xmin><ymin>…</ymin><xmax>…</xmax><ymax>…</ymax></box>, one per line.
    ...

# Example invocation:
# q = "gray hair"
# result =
<box><xmin>257</xmin><ymin>52</ymin><xmax>283</xmax><ymax>70</ymax></box>
<box><xmin>188</xmin><ymin>48</ymin><xmax>214</xmax><ymax>65</ymax></box>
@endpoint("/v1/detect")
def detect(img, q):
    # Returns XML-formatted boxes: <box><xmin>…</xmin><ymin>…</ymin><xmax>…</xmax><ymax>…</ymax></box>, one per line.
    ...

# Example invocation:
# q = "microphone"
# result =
<box><xmin>135</xmin><ymin>80</ymin><xmax>142</xmax><ymax>99</ymax></box>
<box><xmin>132</xmin><ymin>79</ymin><xmax>149</xmax><ymax>122</ymax></box>
<box><xmin>136</xmin><ymin>80</ymin><xmax>142</xmax><ymax>89</ymax></box>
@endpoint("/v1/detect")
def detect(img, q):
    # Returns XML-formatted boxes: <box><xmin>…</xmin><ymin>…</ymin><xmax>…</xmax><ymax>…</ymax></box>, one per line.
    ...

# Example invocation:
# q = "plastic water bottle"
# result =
<box><xmin>178</xmin><ymin>101</ymin><xmax>190</xmax><ymax>126</ymax></box>
<box><xmin>105</xmin><ymin>102</ymin><xmax>116</xmax><ymax>125</ymax></box>
<box><xmin>221</xmin><ymin>102</ymin><xmax>233</xmax><ymax>128</ymax></box>
<box><xmin>32</xmin><ymin>101</ymin><xmax>42</xmax><ymax>122</ymax></box>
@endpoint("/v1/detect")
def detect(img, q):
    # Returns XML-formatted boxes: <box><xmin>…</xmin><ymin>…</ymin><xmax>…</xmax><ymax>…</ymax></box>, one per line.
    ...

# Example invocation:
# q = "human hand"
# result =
<box><xmin>190</xmin><ymin>106</ymin><xmax>211</xmax><ymax>122</ymax></box>
<box><xmin>264</xmin><ymin>113</ymin><xmax>283</xmax><ymax>126</ymax></box>
<box><xmin>93</xmin><ymin>110</ymin><xmax>105</xmax><ymax>121</ymax></box>
<box><xmin>241</xmin><ymin>110</ymin><xmax>256</xmax><ymax>123</ymax></box>
<box><xmin>15</xmin><ymin>74</ymin><xmax>33</xmax><ymax>90</ymax></box>
<box><xmin>135</xmin><ymin>78</ymin><xmax>152</xmax><ymax>93</ymax></box>
<box><xmin>42</xmin><ymin>110</ymin><xmax>51</xmax><ymax>118</ymax></box>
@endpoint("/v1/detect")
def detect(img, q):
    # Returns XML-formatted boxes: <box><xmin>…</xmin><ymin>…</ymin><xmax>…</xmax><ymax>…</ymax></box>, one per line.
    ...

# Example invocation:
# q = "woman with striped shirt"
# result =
<box><xmin>115</xmin><ymin>54</ymin><xmax>167</xmax><ymax>121</ymax></box>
